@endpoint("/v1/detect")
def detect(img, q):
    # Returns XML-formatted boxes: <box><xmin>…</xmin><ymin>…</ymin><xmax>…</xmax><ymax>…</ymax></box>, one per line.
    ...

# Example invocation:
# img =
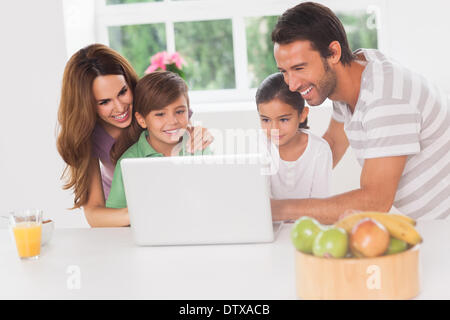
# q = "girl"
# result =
<box><xmin>57</xmin><ymin>44</ymin><xmax>213</xmax><ymax>227</ymax></box>
<box><xmin>106</xmin><ymin>71</ymin><xmax>212</xmax><ymax>209</ymax></box>
<box><xmin>256</xmin><ymin>72</ymin><xmax>332</xmax><ymax>200</ymax></box>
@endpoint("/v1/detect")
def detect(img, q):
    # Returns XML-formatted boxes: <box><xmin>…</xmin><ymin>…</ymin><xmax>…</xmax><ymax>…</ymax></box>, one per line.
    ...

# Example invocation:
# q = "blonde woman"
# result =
<box><xmin>57</xmin><ymin>44</ymin><xmax>212</xmax><ymax>227</ymax></box>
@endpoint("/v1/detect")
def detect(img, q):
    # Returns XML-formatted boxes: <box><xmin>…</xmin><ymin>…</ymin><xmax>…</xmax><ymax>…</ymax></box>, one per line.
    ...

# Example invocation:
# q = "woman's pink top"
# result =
<box><xmin>91</xmin><ymin>123</ymin><xmax>116</xmax><ymax>200</ymax></box>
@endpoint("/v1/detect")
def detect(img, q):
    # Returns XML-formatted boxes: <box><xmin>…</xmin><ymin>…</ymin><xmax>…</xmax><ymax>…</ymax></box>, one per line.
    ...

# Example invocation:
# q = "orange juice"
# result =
<box><xmin>12</xmin><ymin>222</ymin><xmax>42</xmax><ymax>258</ymax></box>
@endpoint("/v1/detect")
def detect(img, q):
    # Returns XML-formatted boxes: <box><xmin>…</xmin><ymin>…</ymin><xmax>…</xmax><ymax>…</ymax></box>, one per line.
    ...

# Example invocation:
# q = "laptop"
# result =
<box><xmin>121</xmin><ymin>153</ymin><xmax>279</xmax><ymax>246</ymax></box>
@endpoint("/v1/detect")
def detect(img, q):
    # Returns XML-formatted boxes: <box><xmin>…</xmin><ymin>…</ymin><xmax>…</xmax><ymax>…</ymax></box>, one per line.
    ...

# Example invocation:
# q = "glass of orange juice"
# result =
<box><xmin>9</xmin><ymin>209</ymin><xmax>43</xmax><ymax>260</ymax></box>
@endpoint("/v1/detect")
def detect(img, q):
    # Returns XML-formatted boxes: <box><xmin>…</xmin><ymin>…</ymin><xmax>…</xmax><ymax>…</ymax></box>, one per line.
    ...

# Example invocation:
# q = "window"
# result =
<box><xmin>108</xmin><ymin>23</ymin><xmax>166</xmax><ymax>76</ymax></box>
<box><xmin>65</xmin><ymin>0</ymin><xmax>384</xmax><ymax>106</ymax></box>
<box><xmin>245</xmin><ymin>16</ymin><xmax>279</xmax><ymax>89</ymax></box>
<box><xmin>174</xmin><ymin>19</ymin><xmax>235</xmax><ymax>90</ymax></box>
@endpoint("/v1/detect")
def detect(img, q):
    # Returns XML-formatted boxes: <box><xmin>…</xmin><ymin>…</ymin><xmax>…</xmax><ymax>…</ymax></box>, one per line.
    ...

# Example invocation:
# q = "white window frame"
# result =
<box><xmin>65</xmin><ymin>0</ymin><xmax>388</xmax><ymax>109</ymax></box>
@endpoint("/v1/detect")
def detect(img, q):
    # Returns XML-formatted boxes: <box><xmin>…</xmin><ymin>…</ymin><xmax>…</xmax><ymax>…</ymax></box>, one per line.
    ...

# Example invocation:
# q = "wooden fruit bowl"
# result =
<box><xmin>295</xmin><ymin>245</ymin><xmax>420</xmax><ymax>300</ymax></box>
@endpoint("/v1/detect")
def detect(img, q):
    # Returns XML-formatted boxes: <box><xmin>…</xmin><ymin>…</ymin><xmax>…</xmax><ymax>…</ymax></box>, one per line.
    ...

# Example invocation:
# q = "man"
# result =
<box><xmin>270</xmin><ymin>2</ymin><xmax>450</xmax><ymax>223</ymax></box>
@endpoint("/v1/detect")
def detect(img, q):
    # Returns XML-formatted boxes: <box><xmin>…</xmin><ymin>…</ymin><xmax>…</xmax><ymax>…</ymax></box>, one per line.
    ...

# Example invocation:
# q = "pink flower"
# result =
<box><xmin>144</xmin><ymin>64</ymin><xmax>158</xmax><ymax>74</ymax></box>
<box><xmin>152</xmin><ymin>51</ymin><xmax>168</xmax><ymax>69</ymax></box>
<box><xmin>145</xmin><ymin>51</ymin><xmax>186</xmax><ymax>75</ymax></box>
<box><xmin>169</xmin><ymin>52</ymin><xmax>185</xmax><ymax>69</ymax></box>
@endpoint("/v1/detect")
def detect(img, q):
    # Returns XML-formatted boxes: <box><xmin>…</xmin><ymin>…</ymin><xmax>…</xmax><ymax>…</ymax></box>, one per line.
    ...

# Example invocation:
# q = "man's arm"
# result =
<box><xmin>322</xmin><ymin>118</ymin><xmax>349</xmax><ymax>168</ymax></box>
<box><xmin>271</xmin><ymin>155</ymin><xmax>407</xmax><ymax>224</ymax></box>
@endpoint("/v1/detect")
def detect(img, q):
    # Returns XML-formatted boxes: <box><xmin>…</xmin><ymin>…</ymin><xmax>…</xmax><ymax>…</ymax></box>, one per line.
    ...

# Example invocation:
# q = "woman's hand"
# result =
<box><xmin>186</xmin><ymin>125</ymin><xmax>214</xmax><ymax>153</ymax></box>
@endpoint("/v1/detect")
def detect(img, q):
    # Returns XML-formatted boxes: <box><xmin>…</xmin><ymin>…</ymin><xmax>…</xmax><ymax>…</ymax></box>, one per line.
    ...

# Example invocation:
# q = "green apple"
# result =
<box><xmin>386</xmin><ymin>237</ymin><xmax>409</xmax><ymax>255</ymax></box>
<box><xmin>291</xmin><ymin>217</ymin><xmax>322</xmax><ymax>253</ymax></box>
<box><xmin>312</xmin><ymin>227</ymin><xmax>348</xmax><ymax>258</ymax></box>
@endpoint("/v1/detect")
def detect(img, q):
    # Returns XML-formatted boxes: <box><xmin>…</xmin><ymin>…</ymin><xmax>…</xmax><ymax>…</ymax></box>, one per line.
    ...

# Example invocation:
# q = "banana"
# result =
<box><xmin>371</xmin><ymin>212</ymin><xmax>416</xmax><ymax>226</ymax></box>
<box><xmin>335</xmin><ymin>212</ymin><xmax>422</xmax><ymax>245</ymax></box>
<box><xmin>349</xmin><ymin>211</ymin><xmax>415</xmax><ymax>226</ymax></box>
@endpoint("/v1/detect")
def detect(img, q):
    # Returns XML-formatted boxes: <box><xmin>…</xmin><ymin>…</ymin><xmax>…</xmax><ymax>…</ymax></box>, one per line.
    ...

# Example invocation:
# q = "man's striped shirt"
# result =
<box><xmin>332</xmin><ymin>49</ymin><xmax>450</xmax><ymax>220</ymax></box>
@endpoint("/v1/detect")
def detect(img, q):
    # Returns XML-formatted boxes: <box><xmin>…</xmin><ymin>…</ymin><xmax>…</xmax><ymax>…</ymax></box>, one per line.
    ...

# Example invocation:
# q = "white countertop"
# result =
<box><xmin>0</xmin><ymin>221</ymin><xmax>449</xmax><ymax>300</ymax></box>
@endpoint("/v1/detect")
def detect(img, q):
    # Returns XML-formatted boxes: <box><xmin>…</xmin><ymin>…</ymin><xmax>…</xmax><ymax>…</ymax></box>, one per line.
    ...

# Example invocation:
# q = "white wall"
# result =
<box><xmin>0</xmin><ymin>0</ymin><xmax>88</xmax><ymax>228</ymax></box>
<box><xmin>383</xmin><ymin>0</ymin><xmax>450</xmax><ymax>93</ymax></box>
<box><xmin>63</xmin><ymin>0</ymin><xmax>96</xmax><ymax>58</ymax></box>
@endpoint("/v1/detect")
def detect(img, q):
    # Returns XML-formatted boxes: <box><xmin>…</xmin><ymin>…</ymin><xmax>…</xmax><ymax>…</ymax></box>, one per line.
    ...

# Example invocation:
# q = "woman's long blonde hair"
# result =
<box><xmin>56</xmin><ymin>44</ymin><xmax>138</xmax><ymax>209</ymax></box>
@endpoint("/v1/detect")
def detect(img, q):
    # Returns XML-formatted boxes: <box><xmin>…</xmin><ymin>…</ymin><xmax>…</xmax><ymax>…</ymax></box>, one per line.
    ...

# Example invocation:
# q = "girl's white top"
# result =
<box><xmin>267</xmin><ymin>129</ymin><xmax>333</xmax><ymax>200</ymax></box>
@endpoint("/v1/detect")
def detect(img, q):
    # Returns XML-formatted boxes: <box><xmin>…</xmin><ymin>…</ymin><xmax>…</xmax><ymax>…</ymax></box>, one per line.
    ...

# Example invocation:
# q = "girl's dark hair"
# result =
<box><xmin>271</xmin><ymin>2</ymin><xmax>355</xmax><ymax>65</ymax></box>
<box><xmin>256</xmin><ymin>73</ymin><xmax>309</xmax><ymax>129</ymax></box>
<box><xmin>111</xmin><ymin>71</ymin><xmax>189</xmax><ymax>164</ymax></box>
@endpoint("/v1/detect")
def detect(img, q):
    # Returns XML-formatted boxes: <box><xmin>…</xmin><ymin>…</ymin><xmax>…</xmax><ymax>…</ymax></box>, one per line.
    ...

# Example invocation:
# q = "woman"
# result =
<box><xmin>57</xmin><ymin>44</ymin><xmax>212</xmax><ymax>227</ymax></box>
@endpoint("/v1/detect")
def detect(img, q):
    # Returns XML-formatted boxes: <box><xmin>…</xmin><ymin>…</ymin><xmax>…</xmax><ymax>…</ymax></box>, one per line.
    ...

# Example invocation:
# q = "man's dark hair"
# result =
<box><xmin>272</xmin><ymin>2</ymin><xmax>355</xmax><ymax>65</ymax></box>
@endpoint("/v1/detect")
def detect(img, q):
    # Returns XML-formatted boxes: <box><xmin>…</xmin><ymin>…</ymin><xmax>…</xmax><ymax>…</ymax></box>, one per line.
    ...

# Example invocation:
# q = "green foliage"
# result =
<box><xmin>108</xmin><ymin>23</ymin><xmax>166</xmax><ymax>77</ymax></box>
<box><xmin>175</xmin><ymin>20</ymin><xmax>235</xmax><ymax>90</ymax></box>
<box><xmin>166</xmin><ymin>63</ymin><xmax>186</xmax><ymax>80</ymax></box>
<box><xmin>245</xmin><ymin>16</ymin><xmax>279</xmax><ymax>88</ymax></box>
<box><xmin>338</xmin><ymin>12</ymin><xmax>378</xmax><ymax>50</ymax></box>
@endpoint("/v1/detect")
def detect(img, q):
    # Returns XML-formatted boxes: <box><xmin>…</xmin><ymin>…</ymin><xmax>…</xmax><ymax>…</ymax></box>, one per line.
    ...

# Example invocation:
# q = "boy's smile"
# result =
<box><xmin>163</xmin><ymin>128</ymin><xmax>185</xmax><ymax>138</ymax></box>
<box><xmin>135</xmin><ymin>95</ymin><xmax>189</xmax><ymax>155</ymax></box>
